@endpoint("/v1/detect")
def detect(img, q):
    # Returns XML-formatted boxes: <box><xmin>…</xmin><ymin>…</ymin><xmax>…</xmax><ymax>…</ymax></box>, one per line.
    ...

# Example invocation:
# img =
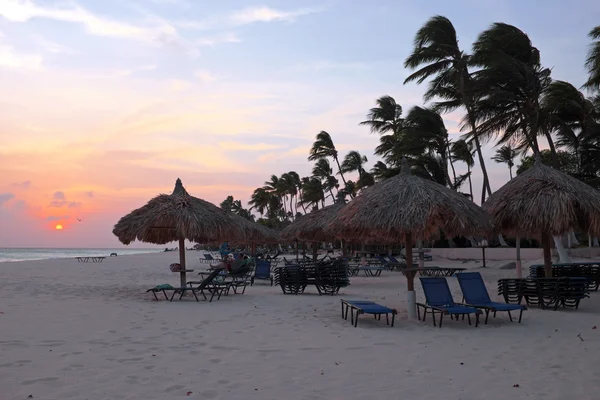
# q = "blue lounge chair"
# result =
<box><xmin>417</xmin><ymin>277</ymin><xmax>482</xmax><ymax>327</ymax></box>
<box><xmin>340</xmin><ymin>299</ymin><xmax>397</xmax><ymax>327</ymax></box>
<box><xmin>457</xmin><ymin>272</ymin><xmax>527</xmax><ymax>324</ymax></box>
<box><xmin>252</xmin><ymin>260</ymin><xmax>273</xmax><ymax>286</ymax></box>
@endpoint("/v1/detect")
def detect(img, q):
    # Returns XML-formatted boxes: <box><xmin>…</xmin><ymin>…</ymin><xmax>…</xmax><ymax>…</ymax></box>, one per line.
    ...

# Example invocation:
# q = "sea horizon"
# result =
<box><xmin>0</xmin><ymin>247</ymin><xmax>163</xmax><ymax>263</ymax></box>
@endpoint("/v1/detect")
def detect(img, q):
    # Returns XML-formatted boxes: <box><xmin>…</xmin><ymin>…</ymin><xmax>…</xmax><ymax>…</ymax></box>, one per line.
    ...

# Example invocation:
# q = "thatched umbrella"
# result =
<box><xmin>280</xmin><ymin>203</ymin><xmax>346</xmax><ymax>260</ymax></box>
<box><xmin>113</xmin><ymin>178</ymin><xmax>249</xmax><ymax>287</ymax></box>
<box><xmin>483</xmin><ymin>159</ymin><xmax>600</xmax><ymax>277</ymax></box>
<box><xmin>331</xmin><ymin>159</ymin><xmax>493</xmax><ymax>318</ymax></box>
<box><xmin>281</xmin><ymin>203</ymin><xmax>345</xmax><ymax>242</ymax></box>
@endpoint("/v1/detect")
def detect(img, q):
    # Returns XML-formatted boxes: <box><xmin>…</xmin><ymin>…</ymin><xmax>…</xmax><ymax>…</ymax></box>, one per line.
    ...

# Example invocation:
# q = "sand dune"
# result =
<box><xmin>0</xmin><ymin>251</ymin><xmax>599</xmax><ymax>400</ymax></box>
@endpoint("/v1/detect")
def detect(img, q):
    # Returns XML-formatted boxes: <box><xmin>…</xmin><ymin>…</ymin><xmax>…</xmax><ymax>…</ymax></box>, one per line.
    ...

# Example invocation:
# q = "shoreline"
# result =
<box><xmin>0</xmin><ymin>248</ymin><xmax>164</xmax><ymax>264</ymax></box>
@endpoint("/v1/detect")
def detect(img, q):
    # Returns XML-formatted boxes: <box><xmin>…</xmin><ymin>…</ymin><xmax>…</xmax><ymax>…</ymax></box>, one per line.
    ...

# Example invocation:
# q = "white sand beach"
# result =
<box><xmin>1</xmin><ymin>251</ymin><xmax>599</xmax><ymax>400</ymax></box>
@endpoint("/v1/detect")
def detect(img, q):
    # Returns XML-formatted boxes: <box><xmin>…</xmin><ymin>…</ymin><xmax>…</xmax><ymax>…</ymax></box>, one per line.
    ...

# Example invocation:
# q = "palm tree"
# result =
<box><xmin>370</xmin><ymin>161</ymin><xmax>399</xmax><ymax>181</ymax></box>
<box><xmin>402</xmin><ymin>106</ymin><xmax>453</xmax><ymax>187</ymax></box>
<box><xmin>263</xmin><ymin>175</ymin><xmax>287</xmax><ymax>216</ymax></box>
<box><xmin>312</xmin><ymin>159</ymin><xmax>338</xmax><ymax>202</ymax></box>
<box><xmin>359</xmin><ymin>95</ymin><xmax>404</xmax><ymax>135</ymax></box>
<box><xmin>340</xmin><ymin>150</ymin><xmax>368</xmax><ymax>178</ymax></box>
<box><xmin>492</xmin><ymin>144</ymin><xmax>517</xmax><ymax>180</ymax></box>
<box><xmin>404</xmin><ymin>15</ymin><xmax>493</xmax><ymax>203</ymax></box>
<box><xmin>300</xmin><ymin>177</ymin><xmax>325</xmax><ymax>210</ymax></box>
<box><xmin>451</xmin><ymin>139</ymin><xmax>475</xmax><ymax>199</ymax></box>
<box><xmin>471</xmin><ymin>23</ymin><xmax>553</xmax><ymax>162</ymax></box>
<box><xmin>248</xmin><ymin>188</ymin><xmax>271</xmax><ymax>217</ymax></box>
<box><xmin>584</xmin><ymin>26</ymin><xmax>600</xmax><ymax>93</ymax></box>
<box><xmin>308</xmin><ymin>131</ymin><xmax>348</xmax><ymax>187</ymax></box>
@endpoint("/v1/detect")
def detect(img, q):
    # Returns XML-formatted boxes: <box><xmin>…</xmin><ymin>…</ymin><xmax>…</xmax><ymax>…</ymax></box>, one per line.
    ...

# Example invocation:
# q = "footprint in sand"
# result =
<box><xmin>209</xmin><ymin>358</ymin><xmax>221</xmax><ymax>364</ymax></box>
<box><xmin>117</xmin><ymin>357</ymin><xmax>144</xmax><ymax>364</ymax></box>
<box><xmin>39</xmin><ymin>340</ymin><xmax>65</xmax><ymax>347</ymax></box>
<box><xmin>21</xmin><ymin>377</ymin><xmax>60</xmax><ymax>385</ymax></box>
<box><xmin>164</xmin><ymin>384</ymin><xmax>186</xmax><ymax>393</ymax></box>
<box><xmin>199</xmin><ymin>369</ymin><xmax>211</xmax><ymax>375</ymax></box>
<box><xmin>144</xmin><ymin>365</ymin><xmax>156</xmax><ymax>371</ymax></box>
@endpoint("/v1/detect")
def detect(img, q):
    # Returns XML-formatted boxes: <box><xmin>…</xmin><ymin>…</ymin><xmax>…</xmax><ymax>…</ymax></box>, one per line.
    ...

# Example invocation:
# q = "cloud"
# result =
<box><xmin>49</xmin><ymin>191</ymin><xmax>67</xmax><ymax>207</ymax></box>
<box><xmin>0</xmin><ymin>30</ymin><xmax>42</xmax><ymax>70</ymax></box>
<box><xmin>46</xmin><ymin>215</ymin><xmax>69</xmax><ymax>221</ymax></box>
<box><xmin>85</xmin><ymin>191</ymin><xmax>94</xmax><ymax>198</ymax></box>
<box><xmin>229</xmin><ymin>6</ymin><xmax>323</xmax><ymax>25</ymax></box>
<box><xmin>196</xmin><ymin>32</ymin><xmax>241</xmax><ymax>47</ymax></box>
<box><xmin>0</xmin><ymin>0</ymin><xmax>182</xmax><ymax>46</ymax></box>
<box><xmin>0</xmin><ymin>193</ymin><xmax>15</xmax><ymax>206</ymax></box>
<box><xmin>11</xmin><ymin>180</ymin><xmax>31</xmax><ymax>188</ymax></box>
<box><xmin>68</xmin><ymin>201</ymin><xmax>82</xmax><ymax>208</ymax></box>
<box><xmin>194</xmin><ymin>69</ymin><xmax>218</xmax><ymax>82</ymax></box>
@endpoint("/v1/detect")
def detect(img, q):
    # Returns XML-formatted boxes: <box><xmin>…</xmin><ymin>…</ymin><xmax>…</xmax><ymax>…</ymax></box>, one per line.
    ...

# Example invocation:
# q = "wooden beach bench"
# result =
<box><xmin>340</xmin><ymin>299</ymin><xmax>397</xmax><ymax>327</ymax></box>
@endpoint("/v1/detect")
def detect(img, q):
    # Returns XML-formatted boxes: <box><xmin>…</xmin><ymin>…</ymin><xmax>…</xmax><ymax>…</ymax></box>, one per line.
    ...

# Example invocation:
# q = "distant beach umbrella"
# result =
<box><xmin>483</xmin><ymin>158</ymin><xmax>600</xmax><ymax>277</ymax></box>
<box><xmin>330</xmin><ymin>158</ymin><xmax>492</xmax><ymax>318</ymax></box>
<box><xmin>281</xmin><ymin>203</ymin><xmax>345</xmax><ymax>242</ymax></box>
<box><xmin>113</xmin><ymin>178</ymin><xmax>251</xmax><ymax>287</ymax></box>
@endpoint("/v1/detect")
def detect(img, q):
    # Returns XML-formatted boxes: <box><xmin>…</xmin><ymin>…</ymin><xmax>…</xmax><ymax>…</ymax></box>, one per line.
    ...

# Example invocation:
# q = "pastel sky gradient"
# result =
<box><xmin>0</xmin><ymin>0</ymin><xmax>598</xmax><ymax>248</ymax></box>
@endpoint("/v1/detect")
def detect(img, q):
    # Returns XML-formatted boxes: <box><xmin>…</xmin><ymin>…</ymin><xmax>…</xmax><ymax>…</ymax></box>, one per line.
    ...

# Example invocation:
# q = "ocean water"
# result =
<box><xmin>0</xmin><ymin>248</ymin><xmax>162</xmax><ymax>263</ymax></box>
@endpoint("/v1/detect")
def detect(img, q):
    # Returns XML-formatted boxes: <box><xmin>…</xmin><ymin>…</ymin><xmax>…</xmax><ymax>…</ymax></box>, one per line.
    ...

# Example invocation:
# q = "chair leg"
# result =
<box><xmin>507</xmin><ymin>310</ymin><xmax>513</xmax><ymax>322</ymax></box>
<box><xmin>467</xmin><ymin>314</ymin><xmax>472</xmax><ymax>325</ymax></box>
<box><xmin>354</xmin><ymin>312</ymin><xmax>359</xmax><ymax>327</ymax></box>
<box><xmin>438</xmin><ymin>313</ymin><xmax>444</xmax><ymax>328</ymax></box>
<box><xmin>475</xmin><ymin>313</ymin><xmax>480</xmax><ymax>327</ymax></box>
<box><xmin>485</xmin><ymin>309</ymin><xmax>490</xmax><ymax>325</ymax></box>
<box><xmin>390</xmin><ymin>313</ymin><xmax>395</xmax><ymax>327</ymax></box>
<box><xmin>518</xmin><ymin>309</ymin><xmax>523</xmax><ymax>323</ymax></box>
<box><xmin>386</xmin><ymin>313</ymin><xmax>389</xmax><ymax>325</ymax></box>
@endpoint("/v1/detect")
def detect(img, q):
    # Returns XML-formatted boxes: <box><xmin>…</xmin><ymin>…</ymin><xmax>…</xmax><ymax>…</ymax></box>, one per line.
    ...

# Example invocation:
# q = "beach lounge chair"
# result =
<box><xmin>146</xmin><ymin>284</ymin><xmax>175</xmax><ymax>301</ymax></box>
<box><xmin>457</xmin><ymin>272</ymin><xmax>527</xmax><ymax>324</ymax></box>
<box><xmin>199</xmin><ymin>254</ymin><xmax>215</xmax><ymax>263</ymax></box>
<box><xmin>252</xmin><ymin>260</ymin><xmax>273</xmax><ymax>286</ymax></box>
<box><xmin>341</xmin><ymin>299</ymin><xmax>397</xmax><ymax>327</ymax></box>
<box><xmin>417</xmin><ymin>277</ymin><xmax>482</xmax><ymax>327</ymax></box>
<box><xmin>172</xmin><ymin>268</ymin><xmax>229</xmax><ymax>302</ymax></box>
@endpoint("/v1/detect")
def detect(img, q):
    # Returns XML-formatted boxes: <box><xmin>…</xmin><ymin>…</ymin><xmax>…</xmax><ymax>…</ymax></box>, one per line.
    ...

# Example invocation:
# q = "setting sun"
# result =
<box><xmin>55</xmin><ymin>224</ymin><xmax>63</xmax><ymax>230</ymax></box>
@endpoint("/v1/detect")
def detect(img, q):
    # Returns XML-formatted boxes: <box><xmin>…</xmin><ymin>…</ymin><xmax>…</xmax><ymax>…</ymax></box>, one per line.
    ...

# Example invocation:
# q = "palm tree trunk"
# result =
<box><xmin>466</xmin><ymin>107</ymin><xmax>492</xmax><ymax>202</ymax></box>
<box><xmin>447</xmin><ymin>148</ymin><xmax>458</xmax><ymax>187</ymax></box>
<box><xmin>509</xmin><ymin>166</ymin><xmax>513</xmax><ymax>180</ymax></box>
<box><xmin>544</xmin><ymin>131</ymin><xmax>559</xmax><ymax>167</ymax></box>
<box><xmin>467</xmin><ymin>165</ymin><xmax>474</xmax><ymax>200</ymax></box>
<box><xmin>334</xmin><ymin>156</ymin><xmax>352</xmax><ymax>198</ymax></box>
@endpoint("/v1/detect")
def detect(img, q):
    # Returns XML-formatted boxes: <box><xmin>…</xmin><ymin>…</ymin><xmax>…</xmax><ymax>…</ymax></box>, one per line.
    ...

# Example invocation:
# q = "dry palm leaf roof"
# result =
<box><xmin>330</xmin><ymin>159</ymin><xmax>493</xmax><ymax>241</ymax></box>
<box><xmin>483</xmin><ymin>159</ymin><xmax>600</xmax><ymax>236</ymax></box>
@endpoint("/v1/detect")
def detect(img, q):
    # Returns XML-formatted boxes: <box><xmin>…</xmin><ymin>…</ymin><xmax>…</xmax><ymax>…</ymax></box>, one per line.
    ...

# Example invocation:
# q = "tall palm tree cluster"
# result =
<box><xmin>222</xmin><ymin>17</ymin><xmax>600</xmax><ymax>230</ymax></box>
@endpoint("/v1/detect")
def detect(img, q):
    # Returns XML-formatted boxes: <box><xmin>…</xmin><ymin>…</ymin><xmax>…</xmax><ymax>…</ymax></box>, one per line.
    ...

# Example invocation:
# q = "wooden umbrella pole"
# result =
<box><xmin>516</xmin><ymin>235</ymin><xmax>522</xmax><ymax>278</ymax></box>
<box><xmin>178</xmin><ymin>237</ymin><xmax>186</xmax><ymax>288</ymax></box>
<box><xmin>542</xmin><ymin>232</ymin><xmax>552</xmax><ymax>278</ymax></box>
<box><xmin>405</xmin><ymin>232</ymin><xmax>417</xmax><ymax>319</ymax></box>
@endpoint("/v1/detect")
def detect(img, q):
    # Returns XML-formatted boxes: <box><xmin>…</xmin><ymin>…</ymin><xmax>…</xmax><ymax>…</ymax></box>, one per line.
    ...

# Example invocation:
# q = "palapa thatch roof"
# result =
<box><xmin>113</xmin><ymin>178</ymin><xmax>250</xmax><ymax>245</ymax></box>
<box><xmin>483</xmin><ymin>159</ymin><xmax>600</xmax><ymax>236</ymax></box>
<box><xmin>330</xmin><ymin>160</ymin><xmax>493</xmax><ymax>241</ymax></box>
<box><xmin>281</xmin><ymin>203</ymin><xmax>345</xmax><ymax>242</ymax></box>
<box><xmin>230</xmin><ymin>214</ymin><xmax>280</xmax><ymax>244</ymax></box>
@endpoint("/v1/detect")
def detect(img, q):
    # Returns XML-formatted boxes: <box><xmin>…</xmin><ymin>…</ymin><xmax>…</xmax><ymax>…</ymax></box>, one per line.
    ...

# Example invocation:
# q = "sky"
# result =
<box><xmin>0</xmin><ymin>0</ymin><xmax>598</xmax><ymax>248</ymax></box>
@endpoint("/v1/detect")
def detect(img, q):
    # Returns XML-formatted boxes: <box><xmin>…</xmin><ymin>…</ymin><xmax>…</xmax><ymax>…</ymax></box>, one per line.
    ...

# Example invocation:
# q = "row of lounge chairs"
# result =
<box><xmin>343</xmin><ymin>272</ymin><xmax>527</xmax><ymax>328</ymax></box>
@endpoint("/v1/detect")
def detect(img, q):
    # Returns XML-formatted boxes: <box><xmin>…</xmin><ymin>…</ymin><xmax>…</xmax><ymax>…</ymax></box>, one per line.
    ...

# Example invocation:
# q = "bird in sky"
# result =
<box><xmin>77</xmin><ymin>218</ymin><xmax>82</xmax><ymax>222</ymax></box>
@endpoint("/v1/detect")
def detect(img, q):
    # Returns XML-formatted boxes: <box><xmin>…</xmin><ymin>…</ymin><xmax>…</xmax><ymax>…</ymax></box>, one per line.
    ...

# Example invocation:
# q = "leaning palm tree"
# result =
<box><xmin>248</xmin><ymin>187</ymin><xmax>271</xmax><ymax>217</ymax></box>
<box><xmin>584</xmin><ymin>26</ymin><xmax>600</xmax><ymax>93</ymax></box>
<box><xmin>308</xmin><ymin>131</ymin><xmax>348</xmax><ymax>187</ymax></box>
<box><xmin>451</xmin><ymin>139</ymin><xmax>475</xmax><ymax>199</ymax></box>
<box><xmin>359</xmin><ymin>95</ymin><xmax>404</xmax><ymax>135</ymax></box>
<box><xmin>471</xmin><ymin>23</ymin><xmax>553</xmax><ymax>161</ymax></box>
<box><xmin>312</xmin><ymin>158</ymin><xmax>337</xmax><ymax>201</ymax></box>
<box><xmin>340</xmin><ymin>150</ymin><xmax>368</xmax><ymax>178</ymax></box>
<box><xmin>404</xmin><ymin>15</ymin><xmax>493</xmax><ymax>203</ymax></box>
<box><xmin>492</xmin><ymin>144</ymin><xmax>517</xmax><ymax>180</ymax></box>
